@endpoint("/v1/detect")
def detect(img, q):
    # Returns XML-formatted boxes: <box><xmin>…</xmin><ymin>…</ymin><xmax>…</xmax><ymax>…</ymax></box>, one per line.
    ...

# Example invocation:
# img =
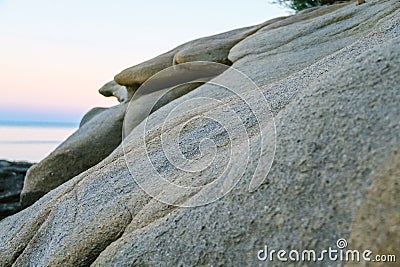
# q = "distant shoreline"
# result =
<box><xmin>0</xmin><ymin>123</ymin><xmax>78</xmax><ymax>162</ymax></box>
<box><xmin>0</xmin><ymin>120</ymin><xmax>78</xmax><ymax>128</ymax></box>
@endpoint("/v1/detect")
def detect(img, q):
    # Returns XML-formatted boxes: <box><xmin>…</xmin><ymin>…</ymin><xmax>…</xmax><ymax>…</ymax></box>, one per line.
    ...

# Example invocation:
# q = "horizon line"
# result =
<box><xmin>0</xmin><ymin>120</ymin><xmax>79</xmax><ymax>128</ymax></box>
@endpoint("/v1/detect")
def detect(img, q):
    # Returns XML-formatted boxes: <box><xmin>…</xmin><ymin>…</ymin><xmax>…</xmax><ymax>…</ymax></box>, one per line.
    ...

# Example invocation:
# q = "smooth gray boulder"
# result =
<box><xmin>123</xmin><ymin>61</ymin><xmax>228</xmax><ymax>135</ymax></box>
<box><xmin>79</xmin><ymin>107</ymin><xmax>107</xmax><ymax>128</ymax></box>
<box><xmin>0</xmin><ymin>1</ymin><xmax>399</xmax><ymax>266</ymax></box>
<box><xmin>94</xmin><ymin>27</ymin><xmax>400</xmax><ymax>267</ymax></box>
<box><xmin>123</xmin><ymin>82</ymin><xmax>203</xmax><ymax>135</ymax></box>
<box><xmin>20</xmin><ymin>103</ymin><xmax>126</xmax><ymax>208</ymax></box>
<box><xmin>98</xmin><ymin>81</ymin><xmax>128</xmax><ymax>103</ymax></box>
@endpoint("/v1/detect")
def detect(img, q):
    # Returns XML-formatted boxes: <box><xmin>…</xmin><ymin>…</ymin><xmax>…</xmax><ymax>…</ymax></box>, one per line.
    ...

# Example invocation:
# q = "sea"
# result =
<box><xmin>0</xmin><ymin>121</ymin><xmax>78</xmax><ymax>162</ymax></box>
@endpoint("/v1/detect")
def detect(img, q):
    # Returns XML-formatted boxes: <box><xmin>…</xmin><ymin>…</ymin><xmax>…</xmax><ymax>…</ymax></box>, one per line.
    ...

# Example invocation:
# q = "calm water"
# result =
<box><xmin>0</xmin><ymin>122</ymin><xmax>77</xmax><ymax>162</ymax></box>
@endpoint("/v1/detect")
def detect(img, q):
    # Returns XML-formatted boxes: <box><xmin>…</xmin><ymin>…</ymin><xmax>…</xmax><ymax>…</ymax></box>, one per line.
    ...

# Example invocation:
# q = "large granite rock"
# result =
<box><xmin>20</xmin><ymin>104</ymin><xmax>126</xmax><ymax>208</ymax></box>
<box><xmin>0</xmin><ymin>160</ymin><xmax>32</xmax><ymax>220</ymax></box>
<box><xmin>1</xmin><ymin>0</ymin><xmax>399</xmax><ymax>266</ymax></box>
<box><xmin>113</xmin><ymin>16</ymin><xmax>287</xmax><ymax>97</ymax></box>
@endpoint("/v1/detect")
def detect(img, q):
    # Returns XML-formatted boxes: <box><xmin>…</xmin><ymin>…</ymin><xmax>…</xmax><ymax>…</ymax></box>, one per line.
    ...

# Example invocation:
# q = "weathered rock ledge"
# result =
<box><xmin>1</xmin><ymin>0</ymin><xmax>399</xmax><ymax>266</ymax></box>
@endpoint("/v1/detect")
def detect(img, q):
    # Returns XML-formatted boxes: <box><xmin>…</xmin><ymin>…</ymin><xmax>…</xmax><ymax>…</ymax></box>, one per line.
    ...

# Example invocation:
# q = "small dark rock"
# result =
<box><xmin>0</xmin><ymin>160</ymin><xmax>32</xmax><ymax>220</ymax></box>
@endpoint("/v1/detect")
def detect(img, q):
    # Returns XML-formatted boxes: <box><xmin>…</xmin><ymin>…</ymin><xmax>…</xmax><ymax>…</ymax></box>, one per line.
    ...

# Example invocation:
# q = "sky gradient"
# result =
<box><xmin>0</xmin><ymin>0</ymin><xmax>290</xmax><ymax>123</ymax></box>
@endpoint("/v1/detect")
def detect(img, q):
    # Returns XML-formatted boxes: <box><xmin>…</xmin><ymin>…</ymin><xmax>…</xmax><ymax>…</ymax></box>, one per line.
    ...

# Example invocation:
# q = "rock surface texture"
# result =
<box><xmin>20</xmin><ymin>104</ymin><xmax>126</xmax><ymax>207</ymax></box>
<box><xmin>1</xmin><ymin>0</ymin><xmax>399</xmax><ymax>266</ymax></box>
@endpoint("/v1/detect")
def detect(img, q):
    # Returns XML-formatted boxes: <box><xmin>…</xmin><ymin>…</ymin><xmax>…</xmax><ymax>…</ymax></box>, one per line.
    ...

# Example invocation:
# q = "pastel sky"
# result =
<box><xmin>0</xmin><ymin>0</ymin><xmax>290</xmax><ymax>123</ymax></box>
